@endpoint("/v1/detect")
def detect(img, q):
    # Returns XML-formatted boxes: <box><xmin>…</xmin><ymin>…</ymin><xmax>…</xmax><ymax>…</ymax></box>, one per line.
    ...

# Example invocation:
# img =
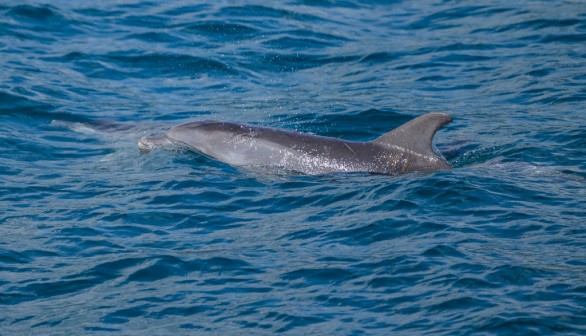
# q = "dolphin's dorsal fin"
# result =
<box><xmin>372</xmin><ymin>113</ymin><xmax>452</xmax><ymax>156</ymax></box>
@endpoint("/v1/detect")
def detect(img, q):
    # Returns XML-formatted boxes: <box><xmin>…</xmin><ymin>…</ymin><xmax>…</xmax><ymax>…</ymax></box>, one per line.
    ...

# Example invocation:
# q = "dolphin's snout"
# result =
<box><xmin>138</xmin><ymin>136</ymin><xmax>172</xmax><ymax>151</ymax></box>
<box><xmin>138</xmin><ymin>137</ymin><xmax>152</xmax><ymax>151</ymax></box>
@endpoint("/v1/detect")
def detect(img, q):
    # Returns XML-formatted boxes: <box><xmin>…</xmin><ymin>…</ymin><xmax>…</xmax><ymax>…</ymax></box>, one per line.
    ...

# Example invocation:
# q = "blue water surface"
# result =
<box><xmin>1</xmin><ymin>0</ymin><xmax>586</xmax><ymax>334</ymax></box>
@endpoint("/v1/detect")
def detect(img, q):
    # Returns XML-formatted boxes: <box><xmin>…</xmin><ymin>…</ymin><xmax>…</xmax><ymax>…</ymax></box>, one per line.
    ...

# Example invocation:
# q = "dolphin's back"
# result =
<box><xmin>168</xmin><ymin>121</ymin><xmax>381</xmax><ymax>173</ymax></box>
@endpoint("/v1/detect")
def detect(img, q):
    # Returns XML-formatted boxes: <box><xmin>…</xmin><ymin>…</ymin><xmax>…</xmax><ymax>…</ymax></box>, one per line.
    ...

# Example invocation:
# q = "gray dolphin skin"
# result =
<box><xmin>138</xmin><ymin>113</ymin><xmax>453</xmax><ymax>175</ymax></box>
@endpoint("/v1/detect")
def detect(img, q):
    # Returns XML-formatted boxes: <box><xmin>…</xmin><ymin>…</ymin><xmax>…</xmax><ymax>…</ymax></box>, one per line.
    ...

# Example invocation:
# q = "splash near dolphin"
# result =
<box><xmin>138</xmin><ymin>113</ymin><xmax>453</xmax><ymax>175</ymax></box>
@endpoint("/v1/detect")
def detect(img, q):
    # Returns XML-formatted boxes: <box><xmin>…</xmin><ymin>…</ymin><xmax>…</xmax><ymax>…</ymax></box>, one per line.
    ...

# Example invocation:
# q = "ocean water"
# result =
<box><xmin>1</xmin><ymin>0</ymin><xmax>585</xmax><ymax>334</ymax></box>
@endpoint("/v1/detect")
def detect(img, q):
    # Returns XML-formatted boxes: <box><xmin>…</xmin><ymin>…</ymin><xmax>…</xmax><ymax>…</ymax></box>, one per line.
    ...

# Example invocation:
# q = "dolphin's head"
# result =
<box><xmin>137</xmin><ymin>136</ymin><xmax>174</xmax><ymax>151</ymax></box>
<box><xmin>137</xmin><ymin>121</ymin><xmax>224</xmax><ymax>154</ymax></box>
<box><xmin>163</xmin><ymin>121</ymin><xmax>234</xmax><ymax>156</ymax></box>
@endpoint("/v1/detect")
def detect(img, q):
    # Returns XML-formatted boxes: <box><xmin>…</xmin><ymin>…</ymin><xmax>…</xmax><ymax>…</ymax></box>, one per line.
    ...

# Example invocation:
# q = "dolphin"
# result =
<box><xmin>138</xmin><ymin>113</ymin><xmax>453</xmax><ymax>175</ymax></box>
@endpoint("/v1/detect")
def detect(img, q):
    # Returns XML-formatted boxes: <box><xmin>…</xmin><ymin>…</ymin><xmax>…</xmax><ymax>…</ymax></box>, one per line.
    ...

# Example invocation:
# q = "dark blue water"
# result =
<box><xmin>1</xmin><ymin>1</ymin><xmax>585</xmax><ymax>334</ymax></box>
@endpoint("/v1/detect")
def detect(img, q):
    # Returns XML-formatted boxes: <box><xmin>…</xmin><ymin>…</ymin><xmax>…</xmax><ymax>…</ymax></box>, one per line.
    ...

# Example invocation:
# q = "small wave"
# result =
<box><xmin>183</xmin><ymin>22</ymin><xmax>259</xmax><ymax>40</ymax></box>
<box><xmin>107</xmin><ymin>53</ymin><xmax>240</xmax><ymax>77</ymax></box>
<box><xmin>6</xmin><ymin>4</ymin><xmax>84</xmax><ymax>35</ymax></box>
